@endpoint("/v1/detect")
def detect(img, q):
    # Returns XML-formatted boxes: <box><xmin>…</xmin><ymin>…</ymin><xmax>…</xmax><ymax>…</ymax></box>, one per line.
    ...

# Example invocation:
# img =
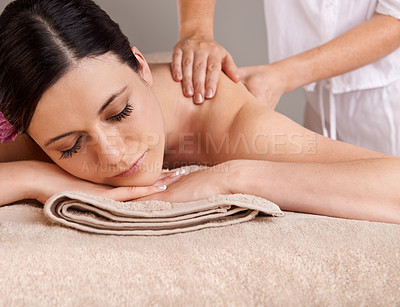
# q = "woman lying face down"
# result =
<box><xmin>29</xmin><ymin>52</ymin><xmax>166</xmax><ymax>188</ymax></box>
<box><xmin>1</xmin><ymin>0</ymin><xmax>400</xmax><ymax>224</ymax></box>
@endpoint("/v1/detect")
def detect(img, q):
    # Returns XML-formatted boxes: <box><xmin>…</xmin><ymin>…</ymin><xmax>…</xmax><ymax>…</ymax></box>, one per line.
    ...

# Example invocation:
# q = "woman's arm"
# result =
<box><xmin>173</xmin><ymin>0</ymin><xmax>239</xmax><ymax>103</ymax></box>
<box><xmin>239</xmin><ymin>13</ymin><xmax>400</xmax><ymax>107</ymax></box>
<box><xmin>139</xmin><ymin>157</ymin><xmax>400</xmax><ymax>224</ymax></box>
<box><xmin>222</xmin><ymin>84</ymin><xmax>399</xmax><ymax>223</ymax></box>
<box><xmin>228</xmin><ymin>158</ymin><xmax>400</xmax><ymax>224</ymax></box>
<box><xmin>0</xmin><ymin>161</ymin><xmax>38</xmax><ymax>205</ymax></box>
<box><xmin>0</xmin><ymin>160</ymin><xmax>184</xmax><ymax>206</ymax></box>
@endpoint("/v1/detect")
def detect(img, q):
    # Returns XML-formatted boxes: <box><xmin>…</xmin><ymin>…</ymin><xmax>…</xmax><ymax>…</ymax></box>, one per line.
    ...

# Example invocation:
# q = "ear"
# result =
<box><xmin>131</xmin><ymin>46</ymin><xmax>153</xmax><ymax>87</ymax></box>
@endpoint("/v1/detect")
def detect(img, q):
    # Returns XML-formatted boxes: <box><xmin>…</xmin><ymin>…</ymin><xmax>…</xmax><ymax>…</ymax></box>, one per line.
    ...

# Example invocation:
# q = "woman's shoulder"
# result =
<box><xmin>214</xmin><ymin>72</ymin><xmax>259</xmax><ymax>106</ymax></box>
<box><xmin>205</xmin><ymin>72</ymin><xmax>264</xmax><ymax>130</ymax></box>
<box><xmin>150</xmin><ymin>62</ymin><xmax>264</xmax><ymax>135</ymax></box>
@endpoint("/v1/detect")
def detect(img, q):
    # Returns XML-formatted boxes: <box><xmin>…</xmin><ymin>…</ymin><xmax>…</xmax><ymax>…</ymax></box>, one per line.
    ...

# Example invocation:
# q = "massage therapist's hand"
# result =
<box><xmin>32</xmin><ymin>162</ymin><xmax>184</xmax><ymax>204</ymax></box>
<box><xmin>138</xmin><ymin>163</ymin><xmax>233</xmax><ymax>203</ymax></box>
<box><xmin>238</xmin><ymin>64</ymin><xmax>288</xmax><ymax>109</ymax></box>
<box><xmin>172</xmin><ymin>36</ymin><xmax>240</xmax><ymax>104</ymax></box>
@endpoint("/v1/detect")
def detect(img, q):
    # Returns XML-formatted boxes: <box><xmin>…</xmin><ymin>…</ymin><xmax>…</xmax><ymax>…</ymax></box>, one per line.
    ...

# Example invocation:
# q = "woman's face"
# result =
<box><xmin>28</xmin><ymin>52</ymin><xmax>166</xmax><ymax>187</ymax></box>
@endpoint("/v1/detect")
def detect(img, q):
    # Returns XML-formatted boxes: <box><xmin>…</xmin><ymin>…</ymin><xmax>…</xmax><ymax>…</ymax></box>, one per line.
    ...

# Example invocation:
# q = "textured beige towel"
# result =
<box><xmin>44</xmin><ymin>192</ymin><xmax>284</xmax><ymax>235</ymax></box>
<box><xmin>2</xmin><ymin>203</ymin><xmax>400</xmax><ymax>306</ymax></box>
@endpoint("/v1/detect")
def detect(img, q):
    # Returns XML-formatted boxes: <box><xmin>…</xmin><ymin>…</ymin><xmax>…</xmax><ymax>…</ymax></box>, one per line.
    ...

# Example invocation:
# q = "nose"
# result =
<box><xmin>96</xmin><ymin>128</ymin><xmax>126</xmax><ymax>166</ymax></box>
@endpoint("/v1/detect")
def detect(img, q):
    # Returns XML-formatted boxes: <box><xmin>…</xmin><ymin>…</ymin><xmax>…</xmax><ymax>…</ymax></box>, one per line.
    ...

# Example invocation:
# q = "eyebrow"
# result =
<box><xmin>97</xmin><ymin>85</ymin><xmax>128</xmax><ymax>116</ymax></box>
<box><xmin>45</xmin><ymin>85</ymin><xmax>128</xmax><ymax>147</ymax></box>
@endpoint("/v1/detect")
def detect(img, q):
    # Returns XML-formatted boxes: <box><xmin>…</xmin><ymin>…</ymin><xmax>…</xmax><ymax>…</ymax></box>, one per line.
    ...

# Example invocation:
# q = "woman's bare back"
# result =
<box><xmin>150</xmin><ymin>63</ymin><xmax>385</xmax><ymax>168</ymax></box>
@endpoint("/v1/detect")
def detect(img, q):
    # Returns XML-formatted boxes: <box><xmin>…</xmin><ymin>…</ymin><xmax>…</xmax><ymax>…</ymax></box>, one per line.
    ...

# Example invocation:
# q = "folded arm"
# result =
<box><xmin>0</xmin><ymin>160</ymin><xmax>185</xmax><ymax>206</ymax></box>
<box><xmin>0</xmin><ymin>135</ymin><xmax>185</xmax><ymax>205</ymax></box>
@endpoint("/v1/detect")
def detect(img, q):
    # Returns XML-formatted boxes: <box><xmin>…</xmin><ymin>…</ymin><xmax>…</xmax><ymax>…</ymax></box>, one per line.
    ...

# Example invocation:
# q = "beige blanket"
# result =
<box><xmin>1</xmin><ymin>200</ymin><xmax>400</xmax><ymax>305</ymax></box>
<box><xmin>44</xmin><ymin>192</ymin><xmax>284</xmax><ymax>235</ymax></box>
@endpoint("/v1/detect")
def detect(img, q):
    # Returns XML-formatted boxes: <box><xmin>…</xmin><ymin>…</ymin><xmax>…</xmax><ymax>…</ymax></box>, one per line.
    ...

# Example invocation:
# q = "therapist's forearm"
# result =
<box><xmin>278</xmin><ymin>13</ymin><xmax>400</xmax><ymax>92</ymax></box>
<box><xmin>228</xmin><ymin>159</ymin><xmax>400</xmax><ymax>224</ymax></box>
<box><xmin>177</xmin><ymin>0</ymin><xmax>216</xmax><ymax>39</ymax></box>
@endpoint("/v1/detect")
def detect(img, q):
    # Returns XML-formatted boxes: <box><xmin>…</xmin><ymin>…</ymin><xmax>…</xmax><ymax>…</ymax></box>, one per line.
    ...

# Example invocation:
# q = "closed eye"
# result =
<box><xmin>108</xmin><ymin>103</ymin><xmax>133</xmax><ymax>122</ymax></box>
<box><xmin>60</xmin><ymin>135</ymin><xmax>83</xmax><ymax>160</ymax></box>
<box><xmin>57</xmin><ymin>103</ymin><xmax>133</xmax><ymax>160</ymax></box>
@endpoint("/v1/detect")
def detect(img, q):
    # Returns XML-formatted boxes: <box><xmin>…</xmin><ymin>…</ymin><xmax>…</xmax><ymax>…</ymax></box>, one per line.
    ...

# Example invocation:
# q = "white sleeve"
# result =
<box><xmin>376</xmin><ymin>0</ymin><xmax>400</xmax><ymax>19</ymax></box>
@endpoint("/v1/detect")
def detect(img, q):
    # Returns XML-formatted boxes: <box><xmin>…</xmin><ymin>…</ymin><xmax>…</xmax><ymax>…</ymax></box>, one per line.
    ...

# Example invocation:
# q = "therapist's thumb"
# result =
<box><xmin>222</xmin><ymin>54</ymin><xmax>240</xmax><ymax>83</ymax></box>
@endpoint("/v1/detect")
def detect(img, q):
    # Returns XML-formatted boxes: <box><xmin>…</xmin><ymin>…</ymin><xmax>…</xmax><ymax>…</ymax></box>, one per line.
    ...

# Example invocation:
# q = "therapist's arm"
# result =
<box><xmin>239</xmin><ymin>13</ymin><xmax>400</xmax><ymax>108</ymax></box>
<box><xmin>173</xmin><ymin>0</ymin><xmax>239</xmax><ymax>104</ymax></box>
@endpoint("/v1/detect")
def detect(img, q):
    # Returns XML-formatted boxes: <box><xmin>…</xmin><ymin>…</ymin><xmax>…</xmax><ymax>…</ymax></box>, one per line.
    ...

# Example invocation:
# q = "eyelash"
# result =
<box><xmin>60</xmin><ymin>135</ymin><xmax>83</xmax><ymax>160</ymax></box>
<box><xmin>108</xmin><ymin>103</ymin><xmax>134</xmax><ymax>122</ymax></box>
<box><xmin>59</xmin><ymin>103</ymin><xmax>133</xmax><ymax>160</ymax></box>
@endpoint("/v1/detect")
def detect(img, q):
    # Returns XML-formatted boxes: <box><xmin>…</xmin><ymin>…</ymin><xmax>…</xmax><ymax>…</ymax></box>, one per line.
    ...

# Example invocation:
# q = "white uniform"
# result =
<box><xmin>264</xmin><ymin>0</ymin><xmax>400</xmax><ymax>155</ymax></box>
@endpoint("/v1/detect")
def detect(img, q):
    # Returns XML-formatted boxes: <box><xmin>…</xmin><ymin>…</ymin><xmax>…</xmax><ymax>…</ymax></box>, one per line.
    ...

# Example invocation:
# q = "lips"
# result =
<box><xmin>113</xmin><ymin>152</ymin><xmax>147</xmax><ymax>178</ymax></box>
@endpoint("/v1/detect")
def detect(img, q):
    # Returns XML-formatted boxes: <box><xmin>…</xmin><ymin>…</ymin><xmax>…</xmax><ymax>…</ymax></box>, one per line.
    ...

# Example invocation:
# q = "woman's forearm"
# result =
<box><xmin>1</xmin><ymin>160</ymin><xmax>175</xmax><ymax>205</ymax></box>
<box><xmin>177</xmin><ymin>0</ymin><xmax>216</xmax><ymax>40</ymax></box>
<box><xmin>274</xmin><ymin>13</ymin><xmax>400</xmax><ymax>93</ymax></box>
<box><xmin>228</xmin><ymin>159</ymin><xmax>400</xmax><ymax>224</ymax></box>
<box><xmin>0</xmin><ymin>161</ymin><xmax>39</xmax><ymax>205</ymax></box>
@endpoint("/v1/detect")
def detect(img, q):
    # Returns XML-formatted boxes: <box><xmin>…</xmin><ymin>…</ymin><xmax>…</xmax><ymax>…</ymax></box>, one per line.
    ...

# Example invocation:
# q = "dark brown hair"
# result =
<box><xmin>0</xmin><ymin>0</ymin><xmax>139</xmax><ymax>133</ymax></box>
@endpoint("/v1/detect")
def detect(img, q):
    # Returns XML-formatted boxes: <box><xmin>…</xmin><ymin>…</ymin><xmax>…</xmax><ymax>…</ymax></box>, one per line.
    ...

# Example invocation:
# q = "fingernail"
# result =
<box><xmin>195</xmin><ymin>93</ymin><xmax>204</xmax><ymax>103</ymax></box>
<box><xmin>175</xmin><ymin>72</ymin><xmax>182</xmax><ymax>80</ymax></box>
<box><xmin>170</xmin><ymin>170</ymin><xmax>181</xmax><ymax>177</ymax></box>
<box><xmin>157</xmin><ymin>185</ymin><xmax>167</xmax><ymax>191</ymax></box>
<box><xmin>205</xmin><ymin>88</ymin><xmax>214</xmax><ymax>99</ymax></box>
<box><xmin>185</xmin><ymin>87</ymin><xmax>194</xmax><ymax>96</ymax></box>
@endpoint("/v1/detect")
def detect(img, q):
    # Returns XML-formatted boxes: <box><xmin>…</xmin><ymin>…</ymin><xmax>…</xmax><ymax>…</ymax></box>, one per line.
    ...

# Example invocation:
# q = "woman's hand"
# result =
<box><xmin>138</xmin><ymin>163</ymin><xmax>233</xmax><ymax>203</ymax></box>
<box><xmin>171</xmin><ymin>36</ymin><xmax>240</xmax><ymax>104</ymax></box>
<box><xmin>33</xmin><ymin>162</ymin><xmax>185</xmax><ymax>204</ymax></box>
<box><xmin>238</xmin><ymin>64</ymin><xmax>288</xmax><ymax>109</ymax></box>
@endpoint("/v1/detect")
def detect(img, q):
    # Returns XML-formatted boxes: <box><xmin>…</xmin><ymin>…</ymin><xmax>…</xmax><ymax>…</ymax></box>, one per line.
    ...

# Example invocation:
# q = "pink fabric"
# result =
<box><xmin>0</xmin><ymin>111</ymin><xmax>18</xmax><ymax>144</ymax></box>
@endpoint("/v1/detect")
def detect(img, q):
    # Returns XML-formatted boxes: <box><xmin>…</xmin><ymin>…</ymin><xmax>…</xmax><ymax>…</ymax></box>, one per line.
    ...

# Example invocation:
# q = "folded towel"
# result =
<box><xmin>44</xmin><ymin>192</ymin><xmax>284</xmax><ymax>236</ymax></box>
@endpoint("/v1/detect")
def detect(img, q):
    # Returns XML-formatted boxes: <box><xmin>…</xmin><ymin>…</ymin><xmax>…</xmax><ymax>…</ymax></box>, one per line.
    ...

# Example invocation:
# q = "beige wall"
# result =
<box><xmin>0</xmin><ymin>0</ymin><xmax>305</xmax><ymax>124</ymax></box>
